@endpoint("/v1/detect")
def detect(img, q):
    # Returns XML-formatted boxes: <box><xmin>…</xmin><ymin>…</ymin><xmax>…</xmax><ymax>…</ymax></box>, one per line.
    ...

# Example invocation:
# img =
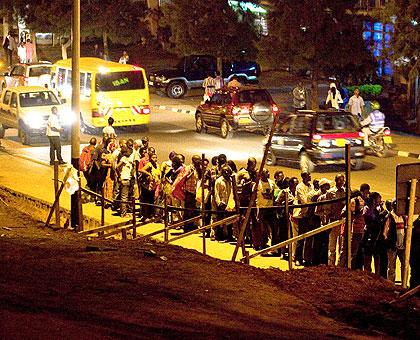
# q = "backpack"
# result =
<box><xmin>80</xmin><ymin>146</ymin><xmax>93</xmax><ymax>172</ymax></box>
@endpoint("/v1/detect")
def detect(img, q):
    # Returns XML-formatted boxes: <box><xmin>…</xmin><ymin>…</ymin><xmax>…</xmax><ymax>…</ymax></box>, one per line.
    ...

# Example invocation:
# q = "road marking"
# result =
<box><xmin>153</xmin><ymin>104</ymin><xmax>194</xmax><ymax>115</ymax></box>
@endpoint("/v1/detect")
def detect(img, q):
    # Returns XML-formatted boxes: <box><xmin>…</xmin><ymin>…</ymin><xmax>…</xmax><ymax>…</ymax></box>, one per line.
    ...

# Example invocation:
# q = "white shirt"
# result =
<box><xmin>293</xmin><ymin>182</ymin><xmax>313</xmax><ymax>218</ymax></box>
<box><xmin>348</xmin><ymin>95</ymin><xmax>365</xmax><ymax>116</ymax></box>
<box><xmin>102</xmin><ymin>125</ymin><xmax>116</xmax><ymax>138</ymax></box>
<box><xmin>46</xmin><ymin>113</ymin><xmax>61</xmax><ymax>137</ymax></box>
<box><xmin>326</xmin><ymin>90</ymin><xmax>343</xmax><ymax>109</ymax></box>
<box><xmin>120</xmin><ymin>156</ymin><xmax>133</xmax><ymax>180</ymax></box>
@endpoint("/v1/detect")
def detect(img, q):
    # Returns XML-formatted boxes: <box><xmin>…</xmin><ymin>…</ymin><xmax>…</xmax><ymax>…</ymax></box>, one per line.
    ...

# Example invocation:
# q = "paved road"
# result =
<box><xmin>2</xmin><ymin>91</ymin><xmax>420</xmax><ymax>200</ymax></box>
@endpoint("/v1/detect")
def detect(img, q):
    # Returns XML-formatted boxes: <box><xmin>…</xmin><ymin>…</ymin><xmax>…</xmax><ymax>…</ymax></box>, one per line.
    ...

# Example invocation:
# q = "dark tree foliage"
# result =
<box><xmin>259</xmin><ymin>0</ymin><xmax>376</xmax><ymax>108</ymax></box>
<box><xmin>161</xmin><ymin>0</ymin><xmax>258</xmax><ymax>59</ymax></box>
<box><xmin>14</xmin><ymin>0</ymin><xmax>149</xmax><ymax>47</ymax></box>
<box><xmin>382</xmin><ymin>0</ymin><xmax>420</xmax><ymax>75</ymax></box>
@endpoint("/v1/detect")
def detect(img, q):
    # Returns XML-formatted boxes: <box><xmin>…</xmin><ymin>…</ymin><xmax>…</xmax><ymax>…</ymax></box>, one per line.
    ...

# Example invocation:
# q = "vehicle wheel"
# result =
<box><xmin>220</xmin><ymin>118</ymin><xmax>233</xmax><ymax>139</ymax></box>
<box><xmin>351</xmin><ymin>159</ymin><xmax>364</xmax><ymax>171</ymax></box>
<box><xmin>374</xmin><ymin>139</ymin><xmax>386</xmax><ymax>158</ymax></box>
<box><xmin>167</xmin><ymin>81</ymin><xmax>186</xmax><ymax>99</ymax></box>
<box><xmin>18</xmin><ymin>127</ymin><xmax>31</xmax><ymax>145</ymax></box>
<box><xmin>299</xmin><ymin>152</ymin><xmax>315</xmax><ymax>173</ymax></box>
<box><xmin>195</xmin><ymin>113</ymin><xmax>205</xmax><ymax>133</ymax></box>
<box><xmin>266</xmin><ymin>148</ymin><xmax>277</xmax><ymax>166</ymax></box>
<box><xmin>0</xmin><ymin>123</ymin><xmax>5</xmax><ymax>139</ymax></box>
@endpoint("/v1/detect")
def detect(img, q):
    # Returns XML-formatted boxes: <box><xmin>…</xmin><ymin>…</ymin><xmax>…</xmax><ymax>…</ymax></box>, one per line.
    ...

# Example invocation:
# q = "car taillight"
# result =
<box><xmin>272</xmin><ymin>104</ymin><xmax>279</xmax><ymax>115</ymax></box>
<box><xmin>132</xmin><ymin>105</ymin><xmax>150</xmax><ymax>114</ymax></box>
<box><xmin>92</xmin><ymin>108</ymin><xmax>104</xmax><ymax>117</ymax></box>
<box><xmin>311</xmin><ymin>134</ymin><xmax>322</xmax><ymax>143</ymax></box>
<box><xmin>231</xmin><ymin>105</ymin><xmax>250</xmax><ymax>115</ymax></box>
<box><xmin>384</xmin><ymin>128</ymin><xmax>391</xmax><ymax>136</ymax></box>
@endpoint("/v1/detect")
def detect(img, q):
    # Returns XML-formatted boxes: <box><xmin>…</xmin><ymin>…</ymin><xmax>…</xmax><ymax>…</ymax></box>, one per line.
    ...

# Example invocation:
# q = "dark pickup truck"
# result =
<box><xmin>148</xmin><ymin>55</ymin><xmax>260</xmax><ymax>99</ymax></box>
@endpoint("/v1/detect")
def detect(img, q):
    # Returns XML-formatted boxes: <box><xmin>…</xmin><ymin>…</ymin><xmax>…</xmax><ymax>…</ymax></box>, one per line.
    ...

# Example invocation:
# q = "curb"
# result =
<box><xmin>393</xmin><ymin>150</ymin><xmax>420</xmax><ymax>160</ymax></box>
<box><xmin>152</xmin><ymin>105</ymin><xmax>195</xmax><ymax>115</ymax></box>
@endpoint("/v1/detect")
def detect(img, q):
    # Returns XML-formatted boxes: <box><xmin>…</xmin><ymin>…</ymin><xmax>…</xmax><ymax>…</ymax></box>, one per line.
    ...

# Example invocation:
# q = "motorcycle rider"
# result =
<box><xmin>360</xmin><ymin>101</ymin><xmax>385</xmax><ymax>146</ymax></box>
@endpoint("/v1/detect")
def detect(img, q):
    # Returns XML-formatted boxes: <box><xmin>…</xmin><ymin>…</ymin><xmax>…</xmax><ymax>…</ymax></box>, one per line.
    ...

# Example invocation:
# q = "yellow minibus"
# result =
<box><xmin>51</xmin><ymin>57</ymin><xmax>150</xmax><ymax>131</ymax></box>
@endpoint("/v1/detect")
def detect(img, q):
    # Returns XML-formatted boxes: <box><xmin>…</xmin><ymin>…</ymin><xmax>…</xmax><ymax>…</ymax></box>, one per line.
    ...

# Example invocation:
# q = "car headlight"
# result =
<box><xmin>318</xmin><ymin>140</ymin><xmax>331</xmax><ymax>148</ymax></box>
<box><xmin>354</xmin><ymin>139</ymin><xmax>363</xmax><ymax>145</ymax></box>
<box><xmin>25</xmin><ymin>113</ymin><xmax>45</xmax><ymax>129</ymax></box>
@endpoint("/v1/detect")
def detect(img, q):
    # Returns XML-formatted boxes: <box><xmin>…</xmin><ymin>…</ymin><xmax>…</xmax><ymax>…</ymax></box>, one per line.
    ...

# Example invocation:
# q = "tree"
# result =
<box><xmin>382</xmin><ymin>0</ymin><xmax>420</xmax><ymax>132</ymax></box>
<box><xmin>14</xmin><ymin>0</ymin><xmax>149</xmax><ymax>59</ymax></box>
<box><xmin>83</xmin><ymin>0</ymin><xmax>149</xmax><ymax>57</ymax></box>
<box><xmin>160</xmin><ymin>0</ymin><xmax>258</xmax><ymax>60</ymax></box>
<box><xmin>259</xmin><ymin>0</ymin><xmax>377</xmax><ymax>108</ymax></box>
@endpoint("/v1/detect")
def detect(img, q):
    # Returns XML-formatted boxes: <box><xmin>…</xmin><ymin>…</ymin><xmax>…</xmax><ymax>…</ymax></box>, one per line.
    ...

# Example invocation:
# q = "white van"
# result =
<box><xmin>0</xmin><ymin>86</ymin><xmax>72</xmax><ymax>145</ymax></box>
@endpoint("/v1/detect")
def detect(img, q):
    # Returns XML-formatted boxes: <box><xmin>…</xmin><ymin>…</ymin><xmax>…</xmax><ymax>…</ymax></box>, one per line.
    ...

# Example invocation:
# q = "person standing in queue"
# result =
<box><xmin>46</xmin><ymin>106</ymin><xmax>65</xmax><ymax>165</ymax></box>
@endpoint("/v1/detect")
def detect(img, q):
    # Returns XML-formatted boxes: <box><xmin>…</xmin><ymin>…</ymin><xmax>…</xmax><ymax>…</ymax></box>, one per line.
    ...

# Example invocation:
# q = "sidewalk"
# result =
<box><xmin>0</xmin><ymin>144</ymin><xmax>292</xmax><ymax>271</ymax></box>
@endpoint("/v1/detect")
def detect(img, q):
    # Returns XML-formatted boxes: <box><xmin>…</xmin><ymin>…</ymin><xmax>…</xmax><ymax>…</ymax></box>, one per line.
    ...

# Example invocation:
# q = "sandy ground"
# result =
<box><xmin>0</xmin><ymin>202</ymin><xmax>419</xmax><ymax>339</ymax></box>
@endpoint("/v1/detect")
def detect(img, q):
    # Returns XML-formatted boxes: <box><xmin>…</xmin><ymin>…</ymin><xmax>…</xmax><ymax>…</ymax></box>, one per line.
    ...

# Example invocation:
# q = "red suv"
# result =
<box><xmin>195</xmin><ymin>87</ymin><xmax>279</xmax><ymax>138</ymax></box>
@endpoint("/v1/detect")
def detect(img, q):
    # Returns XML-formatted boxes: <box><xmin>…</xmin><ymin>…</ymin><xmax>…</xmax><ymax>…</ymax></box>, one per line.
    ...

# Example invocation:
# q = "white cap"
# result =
<box><xmin>319</xmin><ymin>178</ymin><xmax>331</xmax><ymax>187</ymax></box>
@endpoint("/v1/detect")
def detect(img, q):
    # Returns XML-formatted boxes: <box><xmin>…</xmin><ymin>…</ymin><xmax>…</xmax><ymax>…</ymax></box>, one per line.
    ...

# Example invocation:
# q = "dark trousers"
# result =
<box><xmin>183</xmin><ymin>191</ymin><xmax>198</xmax><ymax>232</ymax></box>
<box><xmin>140</xmin><ymin>187</ymin><xmax>155</xmax><ymax>218</ymax></box>
<box><xmin>5</xmin><ymin>48</ymin><xmax>12</xmax><ymax>66</ymax></box>
<box><xmin>296</xmin><ymin>217</ymin><xmax>309</xmax><ymax>263</ymax></box>
<box><xmin>48</xmin><ymin>136</ymin><xmax>63</xmax><ymax>163</ymax></box>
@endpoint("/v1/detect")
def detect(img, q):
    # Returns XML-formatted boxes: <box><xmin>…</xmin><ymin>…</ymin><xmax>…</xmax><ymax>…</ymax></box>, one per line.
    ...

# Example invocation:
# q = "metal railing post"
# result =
<box><xmin>345</xmin><ymin>144</ymin><xmax>352</xmax><ymax>269</ymax></box>
<box><xmin>132</xmin><ymin>197</ymin><xmax>137</xmax><ymax>239</ymax></box>
<box><xmin>54</xmin><ymin>161</ymin><xmax>60</xmax><ymax>227</ymax></box>
<box><xmin>101</xmin><ymin>187</ymin><xmax>105</xmax><ymax>226</ymax></box>
<box><xmin>201</xmin><ymin>153</ymin><xmax>206</xmax><ymax>255</ymax></box>
<box><xmin>164</xmin><ymin>196</ymin><xmax>169</xmax><ymax>242</ymax></box>
<box><xmin>285</xmin><ymin>191</ymin><xmax>293</xmax><ymax>270</ymax></box>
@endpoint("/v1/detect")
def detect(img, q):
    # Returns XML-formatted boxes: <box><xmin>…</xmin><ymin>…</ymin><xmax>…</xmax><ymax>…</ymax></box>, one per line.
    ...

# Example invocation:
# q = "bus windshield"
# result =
<box><xmin>95</xmin><ymin>71</ymin><xmax>145</xmax><ymax>92</ymax></box>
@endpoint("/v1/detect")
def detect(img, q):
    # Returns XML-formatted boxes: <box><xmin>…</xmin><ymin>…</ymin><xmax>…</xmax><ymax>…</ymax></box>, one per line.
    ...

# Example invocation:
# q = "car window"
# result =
<box><xmin>29</xmin><ymin>66</ymin><xmax>52</xmax><ymax>77</ymax></box>
<box><xmin>316</xmin><ymin>114</ymin><xmax>358</xmax><ymax>133</ymax></box>
<box><xmin>10</xmin><ymin>66</ymin><xmax>25</xmax><ymax>76</ymax></box>
<box><xmin>2</xmin><ymin>91</ymin><xmax>11</xmax><ymax>104</ymax></box>
<box><xmin>10</xmin><ymin>93</ymin><xmax>17</xmax><ymax>108</ymax></box>
<box><xmin>210</xmin><ymin>93</ymin><xmax>231</xmax><ymax>105</ymax></box>
<box><xmin>238</xmin><ymin>90</ymin><xmax>270</xmax><ymax>103</ymax></box>
<box><xmin>19</xmin><ymin>91</ymin><xmax>60</xmax><ymax>107</ymax></box>
<box><xmin>289</xmin><ymin>115</ymin><xmax>312</xmax><ymax>134</ymax></box>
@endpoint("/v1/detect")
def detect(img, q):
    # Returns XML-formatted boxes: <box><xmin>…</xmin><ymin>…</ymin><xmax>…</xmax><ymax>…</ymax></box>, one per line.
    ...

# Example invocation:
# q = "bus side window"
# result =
<box><xmin>57</xmin><ymin>68</ymin><xmax>66</xmax><ymax>89</ymax></box>
<box><xmin>85</xmin><ymin>73</ymin><xmax>92</xmax><ymax>97</ymax></box>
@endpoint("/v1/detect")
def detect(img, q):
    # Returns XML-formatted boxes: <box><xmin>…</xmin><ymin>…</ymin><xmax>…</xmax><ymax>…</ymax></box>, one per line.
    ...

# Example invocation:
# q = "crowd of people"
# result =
<box><xmin>77</xmin><ymin>117</ymin><xmax>414</xmax><ymax>286</ymax></box>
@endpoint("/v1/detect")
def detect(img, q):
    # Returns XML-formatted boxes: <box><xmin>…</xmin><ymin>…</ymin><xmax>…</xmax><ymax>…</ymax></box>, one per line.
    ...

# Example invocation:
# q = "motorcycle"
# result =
<box><xmin>363</xmin><ymin>126</ymin><xmax>393</xmax><ymax>157</ymax></box>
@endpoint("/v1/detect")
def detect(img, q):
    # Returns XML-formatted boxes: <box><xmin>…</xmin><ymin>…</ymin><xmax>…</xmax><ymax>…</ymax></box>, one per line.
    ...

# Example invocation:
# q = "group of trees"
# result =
<box><xmin>6</xmin><ymin>0</ymin><xmax>150</xmax><ymax>58</ymax></box>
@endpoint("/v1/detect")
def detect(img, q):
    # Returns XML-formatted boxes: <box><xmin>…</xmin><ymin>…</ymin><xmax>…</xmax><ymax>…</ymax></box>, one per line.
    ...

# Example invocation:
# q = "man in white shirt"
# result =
<box><xmin>46</xmin><ymin>106</ymin><xmax>65</xmax><ymax>165</ymax></box>
<box><xmin>348</xmin><ymin>88</ymin><xmax>365</xmax><ymax>120</ymax></box>
<box><xmin>102</xmin><ymin>117</ymin><xmax>117</xmax><ymax>139</ymax></box>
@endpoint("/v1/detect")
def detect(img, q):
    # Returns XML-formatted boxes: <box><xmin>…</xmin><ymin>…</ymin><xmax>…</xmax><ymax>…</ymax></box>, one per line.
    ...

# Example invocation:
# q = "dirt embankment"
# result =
<box><xmin>0</xmin><ymin>202</ymin><xmax>419</xmax><ymax>339</ymax></box>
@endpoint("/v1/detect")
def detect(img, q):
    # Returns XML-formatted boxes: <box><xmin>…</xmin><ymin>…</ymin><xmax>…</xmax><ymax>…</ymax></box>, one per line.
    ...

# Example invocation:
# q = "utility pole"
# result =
<box><xmin>71</xmin><ymin>0</ymin><xmax>81</xmax><ymax>230</ymax></box>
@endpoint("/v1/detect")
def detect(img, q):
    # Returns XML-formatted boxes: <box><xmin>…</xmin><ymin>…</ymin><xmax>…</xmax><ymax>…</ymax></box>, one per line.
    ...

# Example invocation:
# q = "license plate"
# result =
<box><xmin>239</xmin><ymin>117</ymin><xmax>252</xmax><ymax>124</ymax></box>
<box><xmin>336</xmin><ymin>138</ymin><xmax>346</xmax><ymax>147</ymax></box>
<box><xmin>383</xmin><ymin>136</ymin><xmax>392</xmax><ymax>144</ymax></box>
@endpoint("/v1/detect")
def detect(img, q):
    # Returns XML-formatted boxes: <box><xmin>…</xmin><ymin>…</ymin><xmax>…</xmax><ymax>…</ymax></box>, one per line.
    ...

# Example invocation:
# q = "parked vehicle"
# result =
<box><xmin>0</xmin><ymin>86</ymin><xmax>71</xmax><ymax>145</ymax></box>
<box><xmin>0</xmin><ymin>61</ymin><xmax>53</xmax><ymax>90</ymax></box>
<box><xmin>267</xmin><ymin>110</ymin><xmax>366</xmax><ymax>172</ymax></box>
<box><xmin>364</xmin><ymin>126</ymin><xmax>393</xmax><ymax>157</ymax></box>
<box><xmin>149</xmin><ymin>55</ymin><xmax>260</xmax><ymax>99</ymax></box>
<box><xmin>195</xmin><ymin>86</ymin><xmax>278</xmax><ymax>139</ymax></box>
<box><xmin>51</xmin><ymin>58</ymin><xmax>150</xmax><ymax>133</ymax></box>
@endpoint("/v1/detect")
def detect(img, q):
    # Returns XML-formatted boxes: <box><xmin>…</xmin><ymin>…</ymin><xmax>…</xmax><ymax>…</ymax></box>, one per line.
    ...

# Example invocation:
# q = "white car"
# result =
<box><xmin>0</xmin><ymin>61</ymin><xmax>53</xmax><ymax>90</ymax></box>
<box><xmin>0</xmin><ymin>86</ymin><xmax>72</xmax><ymax>145</ymax></box>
